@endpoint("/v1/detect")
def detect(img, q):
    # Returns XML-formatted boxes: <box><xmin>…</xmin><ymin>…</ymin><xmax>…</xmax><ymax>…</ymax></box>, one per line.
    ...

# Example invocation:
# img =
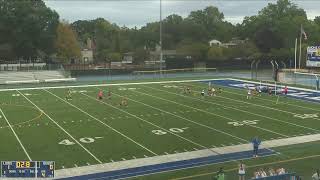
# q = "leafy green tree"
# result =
<box><xmin>108</xmin><ymin>52</ymin><xmax>121</xmax><ymax>62</ymax></box>
<box><xmin>55</xmin><ymin>22</ymin><xmax>81</xmax><ymax>63</ymax></box>
<box><xmin>177</xmin><ymin>42</ymin><xmax>209</xmax><ymax>61</ymax></box>
<box><xmin>239</xmin><ymin>0</ymin><xmax>307</xmax><ymax>55</ymax></box>
<box><xmin>133</xmin><ymin>48</ymin><xmax>149</xmax><ymax>65</ymax></box>
<box><xmin>0</xmin><ymin>0</ymin><xmax>59</xmax><ymax>60</ymax></box>
<box><xmin>207</xmin><ymin>46</ymin><xmax>224</xmax><ymax>61</ymax></box>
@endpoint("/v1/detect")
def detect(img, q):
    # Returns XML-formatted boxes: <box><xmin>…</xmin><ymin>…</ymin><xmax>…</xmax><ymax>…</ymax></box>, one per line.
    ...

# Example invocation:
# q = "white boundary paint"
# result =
<box><xmin>17</xmin><ymin>90</ymin><xmax>103</xmax><ymax>164</ymax></box>
<box><xmin>55</xmin><ymin>133</ymin><xmax>320</xmax><ymax>179</ymax></box>
<box><xmin>0</xmin><ymin>79</ymin><xmax>226</xmax><ymax>92</ymax></box>
<box><xmin>44</xmin><ymin>89</ymin><xmax>158</xmax><ymax>156</ymax></box>
<box><xmin>0</xmin><ymin>108</ymin><xmax>32</xmax><ymax>161</ymax></box>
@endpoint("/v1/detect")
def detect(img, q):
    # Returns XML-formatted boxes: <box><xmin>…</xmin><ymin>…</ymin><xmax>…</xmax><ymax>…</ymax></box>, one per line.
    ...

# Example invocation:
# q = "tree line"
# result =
<box><xmin>1</xmin><ymin>0</ymin><xmax>320</xmax><ymax>65</ymax></box>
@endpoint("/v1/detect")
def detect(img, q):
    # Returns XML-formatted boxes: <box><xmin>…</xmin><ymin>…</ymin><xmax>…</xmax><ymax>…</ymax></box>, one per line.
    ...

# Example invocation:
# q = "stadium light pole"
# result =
<box><xmin>294</xmin><ymin>38</ymin><xmax>297</xmax><ymax>72</ymax></box>
<box><xmin>299</xmin><ymin>24</ymin><xmax>302</xmax><ymax>70</ymax></box>
<box><xmin>159</xmin><ymin>0</ymin><xmax>163</xmax><ymax>77</ymax></box>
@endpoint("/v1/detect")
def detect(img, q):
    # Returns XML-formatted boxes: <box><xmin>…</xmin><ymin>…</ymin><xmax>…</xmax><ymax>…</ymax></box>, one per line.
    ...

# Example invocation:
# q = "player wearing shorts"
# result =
<box><xmin>120</xmin><ymin>97</ymin><xmax>128</xmax><ymax>106</ymax></box>
<box><xmin>65</xmin><ymin>89</ymin><xmax>72</xmax><ymax>100</ymax></box>
<box><xmin>201</xmin><ymin>90</ymin><xmax>205</xmax><ymax>97</ymax></box>
<box><xmin>238</xmin><ymin>162</ymin><xmax>246</xmax><ymax>180</ymax></box>
<box><xmin>212</xmin><ymin>87</ymin><xmax>216</xmax><ymax>96</ymax></box>
<box><xmin>107</xmin><ymin>91</ymin><xmax>112</xmax><ymax>100</ymax></box>
<box><xmin>268</xmin><ymin>87</ymin><xmax>272</xmax><ymax>96</ymax></box>
<box><xmin>97</xmin><ymin>90</ymin><xmax>103</xmax><ymax>100</ymax></box>
<box><xmin>186</xmin><ymin>87</ymin><xmax>191</xmax><ymax>94</ymax></box>
<box><xmin>283</xmin><ymin>86</ymin><xmax>288</xmax><ymax>96</ymax></box>
<box><xmin>207</xmin><ymin>88</ymin><xmax>212</xmax><ymax>96</ymax></box>
<box><xmin>247</xmin><ymin>89</ymin><xmax>252</xmax><ymax>99</ymax></box>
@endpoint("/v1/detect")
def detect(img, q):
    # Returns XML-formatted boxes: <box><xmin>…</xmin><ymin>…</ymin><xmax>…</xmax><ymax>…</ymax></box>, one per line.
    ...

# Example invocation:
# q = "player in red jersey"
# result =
<box><xmin>282</xmin><ymin>86</ymin><xmax>288</xmax><ymax>96</ymax></box>
<box><xmin>97</xmin><ymin>90</ymin><xmax>103</xmax><ymax>100</ymax></box>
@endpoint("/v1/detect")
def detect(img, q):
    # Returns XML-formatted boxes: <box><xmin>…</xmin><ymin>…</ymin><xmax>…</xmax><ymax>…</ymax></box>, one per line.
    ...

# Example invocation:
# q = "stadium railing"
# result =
<box><xmin>132</xmin><ymin>68</ymin><xmax>218</xmax><ymax>79</ymax></box>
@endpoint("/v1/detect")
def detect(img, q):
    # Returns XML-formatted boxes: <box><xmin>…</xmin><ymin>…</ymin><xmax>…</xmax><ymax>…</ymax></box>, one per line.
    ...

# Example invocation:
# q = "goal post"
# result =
<box><xmin>294</xmin><ymin>72</ymin><xmax>320</xmax><ymax>91</ymax></box>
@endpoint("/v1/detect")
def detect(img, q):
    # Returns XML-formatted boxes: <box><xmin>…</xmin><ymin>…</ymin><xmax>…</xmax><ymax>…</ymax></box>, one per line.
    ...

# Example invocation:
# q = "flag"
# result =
<box><xmin>301</xmin><ymin>26</ymin><xmax>308</xmax><ymax>40</ymax></box>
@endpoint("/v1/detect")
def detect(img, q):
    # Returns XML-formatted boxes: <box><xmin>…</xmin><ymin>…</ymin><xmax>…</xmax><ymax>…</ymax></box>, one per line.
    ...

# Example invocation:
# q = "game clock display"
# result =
<box><xmin>1</xmin><ymin>161</ymin><xmax>54</xmax><ymax>178</ymax></box>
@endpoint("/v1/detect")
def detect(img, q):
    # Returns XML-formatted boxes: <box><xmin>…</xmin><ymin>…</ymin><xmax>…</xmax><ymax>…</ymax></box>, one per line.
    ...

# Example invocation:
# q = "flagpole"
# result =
<box><xmin>294</xmin><ymin>38</ymin><xmax>297</xmax><ymax>72</ymax></box>
<box><xmin>299</xmin><ymin>24</ymin><xmax>302</xmax><ymax>70</ymax></box>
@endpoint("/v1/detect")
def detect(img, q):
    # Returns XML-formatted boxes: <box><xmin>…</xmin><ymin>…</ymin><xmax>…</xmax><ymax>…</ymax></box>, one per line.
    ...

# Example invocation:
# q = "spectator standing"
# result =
<box><xmin>238</xmin><ymin>162</ymin><xmax>246</xmax><ymax>180</ymax></box>
<box><xmin>251</xmin><ymin>137</ymin><xmax>261</xmax><ymax>157</ymax></box>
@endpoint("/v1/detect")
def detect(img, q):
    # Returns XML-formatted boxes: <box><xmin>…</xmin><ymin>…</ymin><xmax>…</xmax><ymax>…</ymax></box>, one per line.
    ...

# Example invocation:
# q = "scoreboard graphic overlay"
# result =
<box><xmin>1</xmin><ymin>161</ymin><xmax>54</xmax><ymax>178</ymax></box>
<box><xmin>307</xmin><ymin>46</ymin><xmax>320</xmax><ymax>67</ymax></box>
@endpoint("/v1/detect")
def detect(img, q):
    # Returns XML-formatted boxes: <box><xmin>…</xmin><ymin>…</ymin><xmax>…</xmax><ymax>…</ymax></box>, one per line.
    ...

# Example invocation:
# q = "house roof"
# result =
<box><xmin>209</xmin><ymin>39</ymin><xmax>221</xmax><ymax>44</ymax></box>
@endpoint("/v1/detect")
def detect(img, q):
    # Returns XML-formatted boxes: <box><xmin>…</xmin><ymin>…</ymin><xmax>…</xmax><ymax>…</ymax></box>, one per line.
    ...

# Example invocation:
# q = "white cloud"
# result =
<box><xmin>44</xmin><ymin>0</ymin><xmax>320</xmax><ymax>27</ymax></box>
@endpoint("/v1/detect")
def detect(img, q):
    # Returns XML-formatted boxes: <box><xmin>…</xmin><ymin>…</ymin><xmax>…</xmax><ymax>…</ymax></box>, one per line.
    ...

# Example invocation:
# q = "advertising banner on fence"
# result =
<box><xmin>307</xmin><ymin>46</ymin><xmax>320</xmax><ymax>67</ymax></box>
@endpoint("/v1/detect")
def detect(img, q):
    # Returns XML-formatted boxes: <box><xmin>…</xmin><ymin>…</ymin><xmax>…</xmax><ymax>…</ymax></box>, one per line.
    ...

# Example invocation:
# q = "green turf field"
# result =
<box><xmin>0</xmin><ymin>78</ymin><xmax>319</xmax><ymax>179</ymax></box>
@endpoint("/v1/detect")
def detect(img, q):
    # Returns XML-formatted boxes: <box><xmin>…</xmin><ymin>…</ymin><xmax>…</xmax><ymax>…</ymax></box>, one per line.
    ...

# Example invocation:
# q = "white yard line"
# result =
<box><xmin>0</xmin><ymin>78</ymin><xmax>225</xmax><ymax>92</ymax></box>
<box><xmin>139</xmin><ymin>86</ymin><xmax>289</xmax><ymax>138</ymax></box>
<box><xmin>55</xmin><ymin>133</ymin><xmax>320</xmax><ymax>179</ymax></box>
<box><xmin>0</xmin><ymin>108</ymin><xmax>32</xmax><ymax>161</ymax></box>
<box><xmin>43</xmin><ymin>89</ymin><xmax>158</xmax><ymax>156</ymax></box>
<box><xmin>17</xmin><ymin>90</ymin><xmax>102</xmax><ymax>164</ymax></box>
<box><xmin>178</xmin><ymin>82</ymin><xmax>320</xmax><ymax>133</ymax></box>
<box><xmin>80</xmin><ymin>89</ymin><xmax>212</xmax><ymax>152</ymax></box>
<box><xmin>111</xmin><ymin>91</ymin><xmax>248</xmax><ymax>143</ymax></box>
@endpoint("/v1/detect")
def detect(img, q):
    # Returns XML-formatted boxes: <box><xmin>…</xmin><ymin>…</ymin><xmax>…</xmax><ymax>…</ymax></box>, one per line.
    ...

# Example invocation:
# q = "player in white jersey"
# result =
<box><xmin>247</xmin><ymin>89</ymin><xmax>252</xmax><ymax>99</ymax></box>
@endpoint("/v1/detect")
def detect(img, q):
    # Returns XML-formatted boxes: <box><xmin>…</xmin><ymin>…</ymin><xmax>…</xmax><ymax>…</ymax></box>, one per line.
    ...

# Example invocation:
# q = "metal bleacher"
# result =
<box><xmin>0</xmin><ymin>71</ymin><xmax>76</xmax><ymax>85</ymax></box>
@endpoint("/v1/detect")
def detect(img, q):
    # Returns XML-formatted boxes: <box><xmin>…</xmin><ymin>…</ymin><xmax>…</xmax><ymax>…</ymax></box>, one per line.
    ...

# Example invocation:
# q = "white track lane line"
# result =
<box><xmin>17</xmin><ymin>90</ymin><xmax>102</xmax><ymax>164</ymax></box>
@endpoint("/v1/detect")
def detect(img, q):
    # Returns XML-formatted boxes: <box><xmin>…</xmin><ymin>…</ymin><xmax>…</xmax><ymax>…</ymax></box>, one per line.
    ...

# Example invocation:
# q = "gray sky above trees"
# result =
<box><xmin>44</xmin><ymin>0</ymin><xmax>320</xmax><ymax>28</ymax></box>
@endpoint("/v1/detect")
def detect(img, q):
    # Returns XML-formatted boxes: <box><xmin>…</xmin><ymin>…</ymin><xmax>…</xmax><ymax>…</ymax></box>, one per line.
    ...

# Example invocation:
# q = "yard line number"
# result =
<box><xmin>228</xmin><ymin>120</ymin><xmax>259</xmax><ymax>127</ymax></box>
<box><xmin>59</xmin><ymin>137</ymin><xmax>103</xmax><ymax>146</ymax></box>
<box><xmin>294</xmin><ymin>113</ymin><xmax>318</xmax><ymax>119</ymax></box>
<box><xmin>152</xmin><ymin>127</ymin><xmax>189</xmax><ymax>135</ymax></box>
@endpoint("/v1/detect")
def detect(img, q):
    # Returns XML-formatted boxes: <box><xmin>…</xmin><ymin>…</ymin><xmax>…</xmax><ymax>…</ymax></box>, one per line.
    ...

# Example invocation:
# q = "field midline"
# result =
<box><xmin>0</xmin><ymin>108</ymin><xmax>32</xmax><ymax>161</ymax></box>
<box><xmin>43</xmin><ymin>88</ymin><xmax>158</xmax><ymax>156</ymax></box>
<box><xmin>55</xmin><ymin>133</ymin><xmax>320</xmax><ymax>179</ymax></box>
<box><xmin>82</xmin><ymin>87</ymin><xmax>221</xmax><ymax>155</ymax></box>
<box><xmin>138</xmin><ymin>85</ymin><xmax>290</xmax><ymax>138</ymax></box>
<box><xmin>111</xmin><ymin>88</ymin><xmax>248</xmax><ymax>143</ymax></box>
<box><xmin>174</xmin><ymin>82</ymin><xmax>320</xmax><ymax>133</ymax></box>
<box><xmin>17</xmin><ymin>90</ymin><xmax>103</xmax><ymax>164</ymax></box>
<box><xmin>190</xmin><ymin>82</ymin><xmax>320</xmax><ymax>112</ymax></box>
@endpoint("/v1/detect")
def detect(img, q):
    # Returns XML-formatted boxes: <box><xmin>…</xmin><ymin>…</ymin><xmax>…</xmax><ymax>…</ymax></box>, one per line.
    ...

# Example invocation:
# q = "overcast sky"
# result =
<box><xmin>44</xmin><ymin>0</ymin><xmax>320</xmax><ymax>28</ymax></box>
